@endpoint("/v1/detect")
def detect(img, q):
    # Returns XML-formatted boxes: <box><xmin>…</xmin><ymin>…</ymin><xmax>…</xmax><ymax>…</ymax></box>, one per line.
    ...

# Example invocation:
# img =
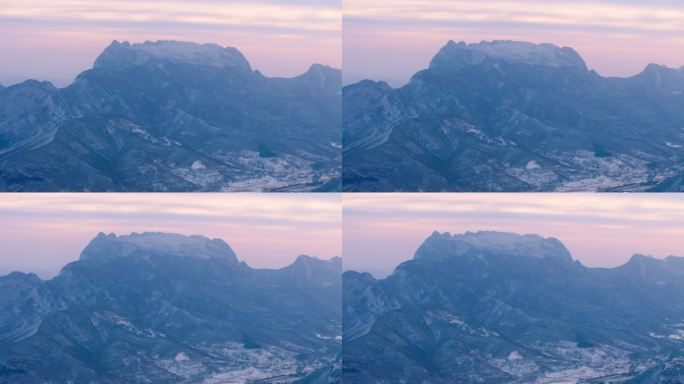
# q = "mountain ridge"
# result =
<box><xmin>343</xmin><ymin>230</ymin><xmax>684</xmax><ymax>383</ymax></box>
<box><xmin>342</xmin><ymin>39</ymin><xmax>684</xmax><ymax>192</ymax></box>
<box><xmin>0</xmin><ymin>40</ymin><xmax>342</xmax><ymax>192</ymax></box>
<box><xmin>0</xmin><ymin>232</ymin><xmax>341</xmax><ymax>383</ymax></box>
<box><xmin>363</xmin><ymin>40</ymin><xmax>681</xmax><ymax>90</ymax></box>
<box><xmin>429</xmin><ymin>40</ymin><xmax>588</xmax><ymax>72</ymax></box>
<box><xmin>7</xmin><ymin>40</ymin><xmax>341</xmax><ymax>90</ymax></box>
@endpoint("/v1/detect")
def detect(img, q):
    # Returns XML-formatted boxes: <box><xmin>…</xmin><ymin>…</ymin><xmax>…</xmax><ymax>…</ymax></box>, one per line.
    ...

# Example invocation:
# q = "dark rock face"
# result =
<box><xmin>342</xmin><ymin>231</ymin><xmax>684</xmax><ymax>383</ymax></box>
<box><xmin>0</xmin><ymin>232</ymin><xmax>341</xmax><ymax>383</ymax></box>
<box><xmin>342</xmin><ymin>40</ymin><xmax>684</xmax><ymax>192</ymax></box>
<box><xmin>0</xmin><ymin>40</ymin><xmax>341</xmax><ymax>192</ymax></box>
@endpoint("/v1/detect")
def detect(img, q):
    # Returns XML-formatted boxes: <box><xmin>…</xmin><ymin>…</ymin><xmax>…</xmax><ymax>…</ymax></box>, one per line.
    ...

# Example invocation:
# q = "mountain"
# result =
<box><xmin>342</xmin><ymin>40</ymin><xmax>684</xmax><ymax>191</ymax></box>
<box><xmin>0</xmin><ymin>40</ymin><xmax>341</xmax><ymax>192</ymax></box>
<box><xmin>342</xmin><ymin>231</ymin><xmax>684</xmax><ymax>383</ymax></box>
<box><xmin>0</xmin><ymin>232</ymin><xmax>341</xmax><ymax>383</ymax></box>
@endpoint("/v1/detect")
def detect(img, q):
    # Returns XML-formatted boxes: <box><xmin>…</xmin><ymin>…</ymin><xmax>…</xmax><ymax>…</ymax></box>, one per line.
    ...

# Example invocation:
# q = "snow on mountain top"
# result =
<box><xmin>430</xmin><ymin>40</ymin><xmax>587</xmax><ymax>70</ymax></box>
<box><xmin>415</xmin><ymin>230</ymin><xmax>572</xmax><ymax>262</ymax></box>
<box><xmin>94</xmin><ymin>40</ymin><xmax>252</xmax><ymax>71</ymax></box>
<box><xmin>80</xmin><ymin>232</ymin><xmax>238</xmax><ymax>262</ymax></box>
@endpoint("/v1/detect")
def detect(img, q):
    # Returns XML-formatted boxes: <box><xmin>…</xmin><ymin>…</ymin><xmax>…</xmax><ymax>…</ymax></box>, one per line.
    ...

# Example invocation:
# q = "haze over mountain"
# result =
<box><xmin>0</xmin><ymin>40</ymin><xmax>341</xmax><ymax>192</ymax></box>
<box><xmin>343</xmin><ymin>230</ymin><xmax>684</xmax><ymax>383</ymax></box>
<box><xmin>343</xmin><ymin>40</ymin><xmax>684</xmax><ymax>192</ymax></box>
<box><xmin>0</xmin><ymin>232</ymin><xmax>341</xmax><ymax>383</ymax></box>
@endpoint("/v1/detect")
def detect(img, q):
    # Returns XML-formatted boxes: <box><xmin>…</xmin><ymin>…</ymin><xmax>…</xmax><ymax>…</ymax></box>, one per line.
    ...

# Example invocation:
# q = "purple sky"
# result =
<box><xmin>0</xmin><ymin>0</ymin><xmax>341</xmax><ymax>87</ymax></box>
<box><xmin>343</xmin><ymin>194</ymin><xmax>684</xmax><ymax>277</ymax></box>
<box><xmin>0</xmin><ymin>193</ymin><xmax>341</xmax><ymax>279</ymax></box>
<box><xmin>2</xmin><ymin>193</ymin><xmax>682</xmax><ymax>279</ymax></box>
<box><xmin>344</xmin><ymin>0</ymin><xmax>684</xmax><ymax>86</ymax></box>
<box><xmin>5</xmin><ymin>1</ymin><xmax>681</xmax><ymax>87</ymax></box>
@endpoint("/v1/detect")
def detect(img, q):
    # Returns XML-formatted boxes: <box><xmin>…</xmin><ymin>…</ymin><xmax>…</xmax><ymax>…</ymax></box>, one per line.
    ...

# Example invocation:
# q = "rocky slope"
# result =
<box><xmin>0</xmin><ymin>232</ymin><xmax>341</xmax><ymax>383</ymax></box>
<box><xmin>343</xmin><ymin>231</ymin><xmax>684</xmax><ymax>383</ymax></box>
<box><xmin>343</xmin><ymin>40</ymin><xmax>684</xmax><ymax>191</ymax></box>
<box><xmin>0</xmin><ymin>41</ymin><xmax>341</xmax><ymax>191</ymax></box>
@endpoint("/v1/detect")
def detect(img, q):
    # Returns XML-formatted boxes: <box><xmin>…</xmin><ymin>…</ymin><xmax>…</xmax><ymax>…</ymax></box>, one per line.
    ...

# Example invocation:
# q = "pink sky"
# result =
<box><xmin>343</xmin><ymin>0</ymin><xmax>684</xmax><ymax>86</ymax></box>
<box><xmin>3</xmin><ymin>193</ymin><xmax>682</xmax><ymax>279</ymax></box>
<box><xmin>343</xmin><ymin>194</ymin><xmax>684</xmax><ymax>276</ymax></box>
<box><xmin>0</xmin><ymin>193</ymin><xmax>341</xmax><ymax>278</ymax></box>
<box><xmin>0</xmin><ymin>0</ymin><xmax>341</xmax><ymax>86</ymax></box>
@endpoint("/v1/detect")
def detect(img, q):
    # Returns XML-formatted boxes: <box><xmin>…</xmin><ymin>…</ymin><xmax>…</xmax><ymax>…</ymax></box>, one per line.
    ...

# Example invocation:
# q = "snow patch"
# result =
<box><xmin>668</xmin><ymin>330</ymin><xmax>684</xmax><ymax>340</ymax></box>
<box><xmin>526</xmin><ymin>160</ymin><xmax>541</xmax><ymax>170</ymax></box>
<box><xmin>430</xmin><ymin>231</ymin><xmax>571</xmax><ymax>261</ymax></box>
<box><xmin>99</xmin><ymin>40</ymin><xmax>251</xmax><ymax>71</ymax></box>
<box><xmin>195</xmin><ymin>341</ymin><xmax>331</xmax><ymax>384</ymax></box>
<box><xmin>175</xmin><ymin>352</ymin><xmax>190</xmax><ymax>362</ymax></box>
<box><xmin>191</xmin><ymin>160</ymin><xmax>207</xmax><ymax>170</ymax></box>
<box><xmin>435</xmin><ymin>40</ymin><xmax>585</xmax><ymax>69</ymax></box>
<box><xmin>96</xmin><ymin>232</ymin><xmax>235</xmax><ymax>261</ymax></box>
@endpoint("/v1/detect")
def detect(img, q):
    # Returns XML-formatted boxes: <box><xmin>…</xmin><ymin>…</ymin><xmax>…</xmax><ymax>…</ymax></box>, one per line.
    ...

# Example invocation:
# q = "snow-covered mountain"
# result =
<box><xmin>343</xmin><ymin>231</ymin><xmax>684</xmax><ymax>383</ymax></box>
<box><xmin>79</xmin><ymin>232</ymin><xmax>239</xmax><ymax>262</ymax></box>
<box><xmin>0</xmin><ymin>232</ymin><xmax>341</xmax><ymax>383</ymax></box>
<box><xmin>94</xmin><ymin>41</ymin><xmax>253</xmax><ymax>71</ymax></box>
<box><xmin>343</xmin><ymin>40</ymin><xmax>684</xmax><ymax>191</ymax></box>
<box><xmin>0</xmin><ymin>40</ymin><xmax>341</xmax><ymax>191</ymax></box>
<box><xmin>430</xmin><ymin>40</ymin><xmax>587</xmax><ymax>70</ymax></box>
<box><xmin>414</xmin><ymin>231</ymin><xmax>572</xmax><ymax>262</ymax></box>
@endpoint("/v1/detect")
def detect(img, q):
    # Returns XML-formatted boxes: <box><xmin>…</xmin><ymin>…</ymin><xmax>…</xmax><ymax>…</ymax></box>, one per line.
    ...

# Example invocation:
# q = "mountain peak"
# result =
<box><xmin>291</xmin><ymin>254</ymin><xmax>342</xmax><ymax>268</ymax></box>
<box><xmin>79</xmin><ymin>232</ymin><xmax>238</xmax><ymax>263</ymax></box>
<box><xmin>0</xmin><ymin>271</ymin><xmax>42</xmax><ymax>285</ymax></box>
<box><xmin>306</xmin><ymin>63</ymin><xmax>335</xmax><ymax>74</ymax></box>
<box><xmin>328</xmin><ymin>255</ymin><xmax>342</xmax><ymax>265</ymax></box>
<box><xmin>348</xmin><ymin>79</ymin><xmax>392</xmax><ymax>92</ymax></box>
<box><xmin>415</xmin><ymin>230</ymin><xmax>572</xmax><ymax>262</ymax></box>
<box><xmin>10</xmin><ymin>79</ymin><xmax>56</xmax><ymax>91</ymax></box>
<box><xmin>643</xmin><ymin>63</ymin><xmax>675</xmax><ymax>73</ymax></box>
<box><xmin>429</xmin><ymin>40</ymin><xmax>587</xmax><ymax>71</ymax></box>
<box><xmin>294</xmin><ymin>254</ymin><xmax>321</xmax><ymax>264</ymax></box>
<box><xmin>299</xmin><ymin>63</ymin><xmax>341</xmax><ymax>89</ymax></box>
<box><xmin>626</xmin><ymin>253</ymin><xmax>658</xmax><ymax>264</ymax></box>
<box><xmin>93</xmin><ymin>40</ymin><xmax>252</xmax><ymax>72</ymax></box>
<box><xmin>639</xmin><ymin>62</ymin><xmax>684</xmax><ymax>78</ymax></box>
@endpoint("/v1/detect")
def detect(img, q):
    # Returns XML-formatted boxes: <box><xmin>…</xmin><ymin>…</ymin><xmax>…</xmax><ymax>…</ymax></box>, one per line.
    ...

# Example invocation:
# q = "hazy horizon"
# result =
<box><xmin>0</xmin><ymin>194</ymin><xmax>341</xmax><ymax>279</ymax></box>
<box><xmin>0</xmin><ymin>0</ymin><xmax>341</xmax><ymax>87</ymax></box>
<box><xmin>344</xmin><ymin>0</ymin><xmax>684</xmax><ymax>86</ymax></box>
<box><xmin>343</xmin><ymin>194</ymin><xmax>684</xmax><ymax>276</ymax></box>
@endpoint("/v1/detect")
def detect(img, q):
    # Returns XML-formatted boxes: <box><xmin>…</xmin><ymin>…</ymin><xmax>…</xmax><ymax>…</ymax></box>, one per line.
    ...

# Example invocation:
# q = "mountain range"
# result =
<box><xmin>343</xmin><ymin>231</ymin><xmax>684</xmax><ymax>383</ymax></box>
<box><xmin>342</xmin><ymin>40</ymin><xmax>684</xmax><ymax>192</ymax></box>
<box><xmin>0</xmin><ymin>232</ymin><xmax>341</xmax><ymax>383</ymax></box>
<box><xmin>0</xmin><ymin>40</ymin><xmax>341</xmax><ymax>192</ymax></box>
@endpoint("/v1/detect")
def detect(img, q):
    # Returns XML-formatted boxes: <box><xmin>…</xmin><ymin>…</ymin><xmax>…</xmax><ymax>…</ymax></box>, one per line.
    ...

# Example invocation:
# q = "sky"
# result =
<box><xmin>343</xmin><ymin>194</ymin><xmax>684</xmax><ymax>277</ymax></box>
<box><xmin>0</xmin><ymin>193</ymin><xmax>341</xmax><ymax>279</ymax></box>
<box><xmin>344</xmin><ymin>0</ymin><xmax>684</xmax><ymax>86</ymax></box>
<box><xmin>4</xmin><ymin>1</ymin><xmax>682</xmax><ymax>88</ymax></box>
<box><xmin>0</xmin><ymin>0</ymin><xmax>341</xmax><ymax>87</ymax></box>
